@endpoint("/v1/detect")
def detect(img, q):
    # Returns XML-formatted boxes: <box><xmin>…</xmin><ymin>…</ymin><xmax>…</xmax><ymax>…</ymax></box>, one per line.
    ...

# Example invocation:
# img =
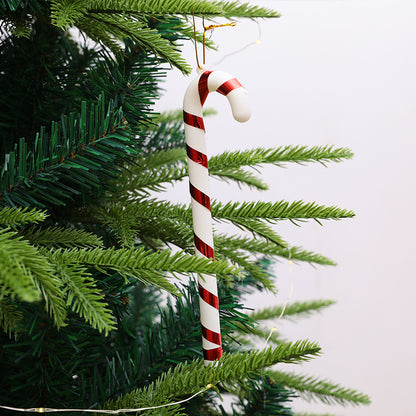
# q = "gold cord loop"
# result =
<box><xmin>192</xmin><ymin>10</ymin><xmax>237</xmax><ymax>69</ymax></box>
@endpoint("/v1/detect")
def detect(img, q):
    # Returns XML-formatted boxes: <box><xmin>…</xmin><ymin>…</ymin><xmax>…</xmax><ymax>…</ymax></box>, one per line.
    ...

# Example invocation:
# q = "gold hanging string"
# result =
<box><xmin>202</xmin><ymin>17</ymin><xmax>237</xmax><ymax>66</ymax></box>
<box><xmin>192</xmin><ymin>9</ymin><xmax>202</xmax><ymax>70</ymax></box>
<box><xmin>192</xmin><ymin>9</ymin><xmax>236</xmax><ymax>69</ymax></box>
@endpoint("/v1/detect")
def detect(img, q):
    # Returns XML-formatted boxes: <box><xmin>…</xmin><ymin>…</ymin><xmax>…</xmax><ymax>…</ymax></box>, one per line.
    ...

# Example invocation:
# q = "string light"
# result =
<box><xmin>263</xmin><ymin>249</ymin><xmax>294</xmax><ymax>348</ymax></box>
<box><xmin>261</xmin><ymin>251</ymin><xmax>295</xmax><ymax>407</ymax></box>
<box><xmin>213</xmin><ymin>21</ymin><xmax>262</xmax><ymax>68</ymax></box>
<box><xmin>0</xmin><ymin>385</ymin><xmax>214</xmax><ymax>414</ymax></box>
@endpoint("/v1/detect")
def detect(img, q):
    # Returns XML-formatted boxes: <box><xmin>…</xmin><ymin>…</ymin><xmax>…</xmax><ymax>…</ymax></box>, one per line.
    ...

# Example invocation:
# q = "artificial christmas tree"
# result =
<box><xmin>0</xmin><ymin>1</ymin><xmax>370</xmax><ymax>415</ymax></box>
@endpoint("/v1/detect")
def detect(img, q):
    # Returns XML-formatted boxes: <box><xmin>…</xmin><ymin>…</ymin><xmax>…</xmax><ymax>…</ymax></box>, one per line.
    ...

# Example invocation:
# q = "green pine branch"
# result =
<box><xmin>91</xmin><ymin>199</ymin><xmax>193</xmax><ymax>248</ymax></box>
<box><xmin>76</xmin><ymin>15</ymin><xmax>128</xmax><ymax>52</ymax></box>
<box><xmin>5</xmin><ymin>1</ymin><xmax>280</xmax><ymax>74</ymax></box>
<box><xmin>212</xmin><ymin>200</ymin><xmax>355</xmax><ymax>223</ymax></box>
<box><xmin>85</xmin><ymin>40</ymin><xmax>163</xmax><ymax>130</ymax></box>
<box><xmin>0</xmin><ymin>206</ymin><xmax>47</xmax><ymax>226</ymax></box>
<box><xmin>47</xmin><ymin>254</ymin><xmax>116</xmax><ymax>335</ymax></box>
<box><xmin>220</xmin><ymin>375</ymin><xmax>295</xmax><ymax>416</ymax></box>
<box><xmin>115</xmin><ymin>149</ymin><xmax>187</xmax><ymax>196</ymax></box>
<box><xmin>58</xmin><ymin>0</ymin><xmax>223</xmax><ymax>17</ymax></box>
<box><xmin>250</xmin><ymin>300</ymin><xmax>336</xmax><ymax>322</ymax></box>
<box><xmin>215</xmin><ymin>235</ymin><xmax>336</xmax><ymax>266</ymax></box>
<box><xmin>209</xmin><ymin>146</ymin><xmax>354</xmax><ymax>172</ymax></box>
<box><xmin>22</xmin><ymin>226</ymin><xmax>103</xmax><ymax>248</ymax></box>
<box><xmin>52</xmin><ymin>0</ymin><xmax>279</xmax><ymax>19</ymax></box>
<box><xmin>0</xmin><ymin>229</ymin><xmax>67</xmax><ymax>328</ymax></box>
<box><xmin>164</xmin><ymin>20</ymin><xmax>218</xmax><ymax>50</ymax></box>
<box><xmin>269</xmin><ymin>370</ymin><xmax>371</xmax><ymax>407</ymax></box>
<box><xmin>125</xmin><ymin>166</ymin><xmax>186</xmax><ymax>195</ymax></box>
<box><xmin>102</xmin><ymin>199</ymin><xmax>192</xmax><ymax>229</ymax></box>
<box><xmin>164</xmin><ymin>340</ymin><xmax>321</xmax><ymax>388</ymax></box>
<box><xmin>86</xmin><ymin>13</ymin><xmax>192</xmax><ymax>72</ymax></box>
<box><xmin>116</xmin><ymin>146</ymin><xmax>353</xmax><ymax>195</ymax></box>
<box><xmin>209</xmin><ymin>144</ymin><xmax>354</xmax><ymax>196</ymax></box>
<box><xmin>55</xmin><ymin>246</ymin><xmax>239</xmax><ymax>296</ymax></box>
<box><xmin>141</xmin><ymin>118</ymin><xmax>186</xmax><ymax>154</ymax></box>
<box><xmin>0</xmin><ymin>299</ymin><xmax>22</xmax><ymax>338</ymax></box>
<box><xmin>0</xmin><ymin>229</ymin><xmax>43</xmax><ymax>302</ymax></box>
<box><xmin>47</xmin><ymin>0</ymin><xmax>280</xmax><ymax>73</ymax></box>
<box><xmin>50</xmin><ymin>0</ymin><xmax>86</xmax><ymax>28</ymax></box>
<box><xmin>105</xmin><ymin>341</ymin><xmax>321</xmax><ymax>411</ymax></box>
<box><xmin>217</xmin><ymin>246</ymin><xmax>276</xmax><ymax>291</ymax></box>
<box><xmin>0</xmin><ymin>96</ymin><xmax>133</xmax><ymax>208</ymax></box>
<box><xmin>135</xmin><ymin>148</ymin><xmax>187</xmax><ymax>170</ymax></box>
<box><xmin>113</xmin><ymin>146</ymin><xmax>353</xmax><ymax>196</ymax></box>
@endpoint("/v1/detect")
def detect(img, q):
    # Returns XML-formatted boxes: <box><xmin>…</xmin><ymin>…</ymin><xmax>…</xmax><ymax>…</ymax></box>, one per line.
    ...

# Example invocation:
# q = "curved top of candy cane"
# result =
<box><xmin>183</xmin><ymin>70</ymin><xmax>251</xmax><ymax>123</ymax></box>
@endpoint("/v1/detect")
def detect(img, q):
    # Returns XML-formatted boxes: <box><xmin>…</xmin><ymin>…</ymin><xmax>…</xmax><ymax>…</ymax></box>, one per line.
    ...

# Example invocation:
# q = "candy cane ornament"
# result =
<box><xmin>183</xmin><ymin>69</ymin><xmax>251</xmax><ymax>365</ymax></box>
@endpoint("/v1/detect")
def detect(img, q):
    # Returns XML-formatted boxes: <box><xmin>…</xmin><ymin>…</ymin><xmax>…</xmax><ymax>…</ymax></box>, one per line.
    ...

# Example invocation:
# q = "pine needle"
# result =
<box><xmin>250</xmin><ymin>300</ymin><xmax>337</xmax><ymax>322</ymax></box>
<box><xmin>269</xmin><ymin>370</ymin><xmax>371</xmax><ymax>406</ymax></box>
<box><xmin>0</xmin><ymin>207</ymin><xmax>47</xmax><ymax>227</ymax></box>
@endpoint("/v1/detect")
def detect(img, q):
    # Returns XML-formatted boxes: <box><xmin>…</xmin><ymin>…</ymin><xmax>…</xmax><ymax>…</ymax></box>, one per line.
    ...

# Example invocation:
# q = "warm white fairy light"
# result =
<box><xmin>263</xmin><ymin>251</ymin><xmax>294</xmax><ymax>348</ymax></box>
<box><xmin>0</xmin><ymin>385</ymin><xmax>214</xmax><ymax>414</ymax></box>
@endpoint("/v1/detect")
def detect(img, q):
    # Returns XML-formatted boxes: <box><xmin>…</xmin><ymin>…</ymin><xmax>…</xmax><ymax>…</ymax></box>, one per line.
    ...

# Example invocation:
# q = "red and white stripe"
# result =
<box><xmin>183</xmin><ymin>70</ymin><xmax>251</xmax><ymax>364</ymax></box>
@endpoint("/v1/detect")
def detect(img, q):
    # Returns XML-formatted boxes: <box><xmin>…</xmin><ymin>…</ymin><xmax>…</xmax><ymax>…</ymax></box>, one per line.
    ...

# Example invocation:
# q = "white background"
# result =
<box><xmin>156</xmin><ymin>1</ymin><xmax>416</xmax><ymax>415</ymax></box>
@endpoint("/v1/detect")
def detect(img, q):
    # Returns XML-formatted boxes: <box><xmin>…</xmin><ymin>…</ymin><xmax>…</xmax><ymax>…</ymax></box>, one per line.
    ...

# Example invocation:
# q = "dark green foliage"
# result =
<box><xmin>104</xmin><ymin>341</ymin><xmax>321</xmax><ymax>412</ymax></box>
<box><xmin>219</xmin><ymin>375</ymin><xmax>295</xmax><ymax>416</ymax></box>
<box><xmin>0</xmin><ymin>96</ymin><xmax>133</xmax><ymax>208</ymax></box>
<box><xmin>0</xmin><ymin>2</ymin><xmax>369</xmax><ymax>415</ymax></box>
<box><xmin>211</xmin><ymin>200</ymin><xmax>354</xmax><ymax>223</ymax></box>
<box><xmin>0</xmin><ymin>228</ymin><xmax>67</xmax><ymax>326</ymax></box>
<box><xmin>22</xmin><ymin>226</ymin><xmax>103</xmax><ymax>248</ymax></box>
<box><xmin>84</xmin><ymin>39</ymin><xmax>164</xmax><ymax>133</ymax></box>
<box><xmin>0</xmin><ymin>209</ymin><xmax>244</xmax><ymax>333</ymax></box>
<box><xmin>126</xmin><ymin>280</ymin><xmax>254</xmax><ymax>388</ymax></box>
<box><xmin>0</xmin><ymin>17</ymin><xmax>164</xmax><ymax>209</ymax></box>
<box><xmin>0</xmin><ymin>293</ymin><xmax>127</xmax><ymax>411</ymax></box>
<box><xmin>0</xmin><ymin>19</ymin><xmax>95</xmax><ymax>147</ymax></box>
<box><xmin>0</xmin><ymin>298</ymin><xmax>22</xmax><ymax>338</ymax></box>
<box><xmin>0</xmin><ymin>278</ymin><xmax>256</xmax><ymax>412</ymax></box>
<box><xmin>0</xmin><ymin>0</ymin><xmax>24</xmax><ymax>12</ymax></box>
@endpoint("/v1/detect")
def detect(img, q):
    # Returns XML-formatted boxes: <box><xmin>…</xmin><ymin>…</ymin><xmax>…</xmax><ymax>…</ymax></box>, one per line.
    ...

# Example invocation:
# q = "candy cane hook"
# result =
<box><xmin>183</xmin><ymin>69</ymin><xmax>251</xmax><ymax>365</ymax></box>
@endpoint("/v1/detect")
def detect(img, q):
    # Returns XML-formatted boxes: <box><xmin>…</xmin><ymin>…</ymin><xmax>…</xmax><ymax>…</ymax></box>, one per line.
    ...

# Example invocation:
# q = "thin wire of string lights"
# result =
<box><xmin>263</xmin><ymin>251</ymin><xmax>294</xmax><ymax>348</ymax></box>
<box><xmin>212</xmin><ymin>20</ymin><xmax>262</xmax><ymax>68</ymax></box>
<box><xmin>0</xmin><ymin>386</ymin><xmax>214</xmax><ymax>414</ymax></box>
